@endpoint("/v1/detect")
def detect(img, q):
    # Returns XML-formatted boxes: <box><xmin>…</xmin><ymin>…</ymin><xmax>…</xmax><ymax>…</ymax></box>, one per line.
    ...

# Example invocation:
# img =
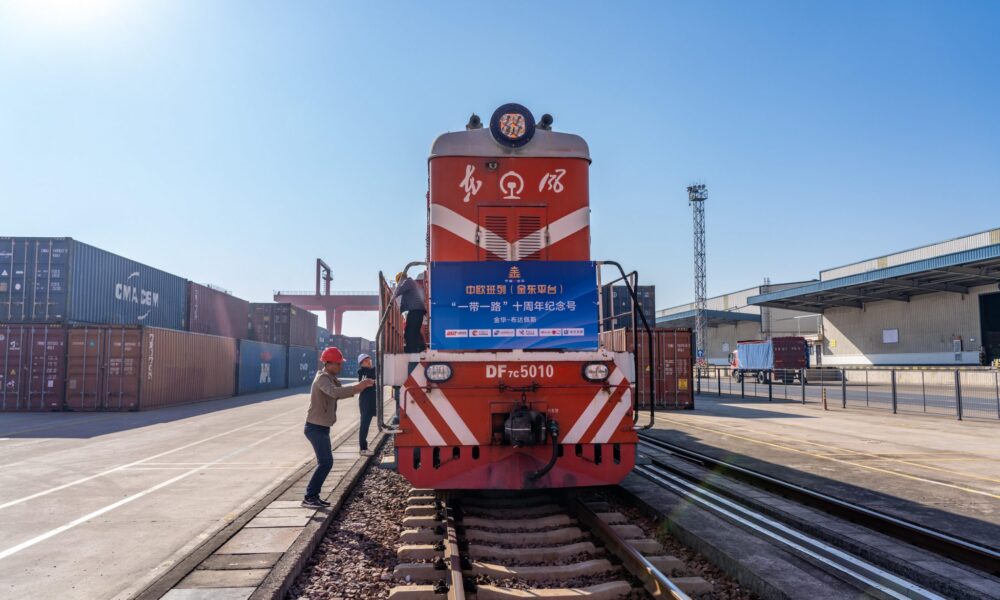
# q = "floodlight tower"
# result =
<box><xmin>687</xmin><ymin>184</ymin><xmax>708</xmax><ymax>365</ymax></box>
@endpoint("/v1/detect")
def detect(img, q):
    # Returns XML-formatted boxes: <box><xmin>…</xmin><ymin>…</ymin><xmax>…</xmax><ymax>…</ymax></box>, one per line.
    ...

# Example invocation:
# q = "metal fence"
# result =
<box><xmin>695</xmin><ymin>366</ymin><xmax>1000</xmax><ymax>421</ymax></box>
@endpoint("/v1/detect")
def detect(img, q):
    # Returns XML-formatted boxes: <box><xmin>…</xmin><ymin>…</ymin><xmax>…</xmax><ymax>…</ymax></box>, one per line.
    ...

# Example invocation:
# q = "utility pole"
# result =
<box><xmin>688</xmin><ymin>184</ymin><xmax>708</xmax><ymax>366</ymax></box>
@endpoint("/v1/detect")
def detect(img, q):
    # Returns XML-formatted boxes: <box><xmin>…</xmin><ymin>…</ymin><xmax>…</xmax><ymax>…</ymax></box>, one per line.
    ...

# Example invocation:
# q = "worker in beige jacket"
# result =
<box><xmin>302</xmin><ymin>346</ymin><xmax>375</xmax><ymax>508</ymax></box>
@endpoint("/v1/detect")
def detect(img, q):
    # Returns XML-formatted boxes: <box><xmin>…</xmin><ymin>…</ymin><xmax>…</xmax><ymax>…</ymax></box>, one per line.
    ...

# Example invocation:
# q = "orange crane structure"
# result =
<box><xmin>273</xmin><ymin>259</ymin><xmax>378</xmax><ymax>335</ymax></box>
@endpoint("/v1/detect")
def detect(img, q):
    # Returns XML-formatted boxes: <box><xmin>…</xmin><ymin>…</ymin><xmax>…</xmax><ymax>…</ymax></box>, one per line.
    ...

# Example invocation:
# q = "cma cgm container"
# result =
<box><xmin>249</xmin><ymin>303</ymin><xmax>317</xmax><ymax>347</ymax></box>
<box><xmin>0</xmin><ymin>237</ymin><xmax>188</xmax><ymax>329</ymax></box>
<box><xmin>0</xmin><ymin>325</ymin><xmax>66</xmax><ymax>411</ymax></box>
<box><xmin>600</xmin><ymin>328</ymin><xmax>693</xmax><ymax>409</ymax></box>
<box><xmin>238</xmin><ymin>339</ymin><xmax>288</xmax><ymax>394</ymax></box>
<box><xmin>287</xmin><ymin>345</ymin><xmax>319</xmax><ymax>387</ymax></box>
<box><xmin>188</xmin><ymin>282</ymin><xmax>250</xmax><ymax>339</ymax></box>
<box><xmin>64</xmin><ymin>326</ymin><xmax>237</xmax><ymax>411</ymax></box>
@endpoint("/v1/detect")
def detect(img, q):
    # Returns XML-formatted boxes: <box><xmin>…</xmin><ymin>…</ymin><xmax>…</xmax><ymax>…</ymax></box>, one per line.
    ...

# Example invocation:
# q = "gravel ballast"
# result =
<box><xmin>288</xmin><ymin>441</ymin><xmax>409</xmax><ymax>599</ymax></box>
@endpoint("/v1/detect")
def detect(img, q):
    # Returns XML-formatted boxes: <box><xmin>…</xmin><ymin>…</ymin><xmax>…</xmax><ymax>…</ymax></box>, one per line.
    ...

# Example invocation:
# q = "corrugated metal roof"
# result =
<box><xmin>750</xmin><ymin>243</ymin><xmax>1000</xmax><ymax>310</ymax></box>
<box><xmin>656</xmin><ymin>280</ymin><xmax>817</xmax><ymax>318</ymax></box>
<box><xmin>656</xmin><ymin>309</ymin><xmax>762</xmax><ymax>327</ymax></box>
<box><xmin>820</xmin><ymin>228</ymin><xmax>1000</xmax><ymax>280</ymax></box>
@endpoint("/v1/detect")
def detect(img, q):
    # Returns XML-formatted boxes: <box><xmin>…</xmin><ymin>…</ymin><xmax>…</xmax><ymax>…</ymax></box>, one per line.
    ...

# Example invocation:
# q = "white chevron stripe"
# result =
<box><xmin>410</xmin><ymin>366</ymin><xmax>477</xmax><ymax>446</ymax></box>
<box><xmin>432</xmin><ymin>203</ymin><xmax>590</xmax><ymax>260</ymax></box>
<box><xmin>427</xmin><ymin>390</ymin><xmax>477</xmax><ymax>445</ymax></box>
<box><xmin>591</xmin><ymin>385</ymin><xmax>632</xmax><ymax>443</ymax></box>
<box><xmin>431</xmin><ymin>204</ymin><xmax>510</xmax><ymax>257</ymax></box>
<box><xmin>403</xmin><ymin>390</ymin><xmax>447</xmax><ymax>446</ymax></box>
<box><xmin>562</xmin><ymin>368</ymin><xmax>624</xmax><ymax>444</ymax></box>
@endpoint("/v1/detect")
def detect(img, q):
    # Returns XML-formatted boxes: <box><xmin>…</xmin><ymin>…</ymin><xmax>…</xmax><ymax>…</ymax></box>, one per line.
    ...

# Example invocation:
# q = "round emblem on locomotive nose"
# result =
<box><xmin>499</xmin><ymin>113</ymin><xmax>526</xmax><ymax>139</ymax></box>
<box><xmin>490</xmin><ymin>103</ymin><xmax>536</xmax><ymax>148</ymax></box>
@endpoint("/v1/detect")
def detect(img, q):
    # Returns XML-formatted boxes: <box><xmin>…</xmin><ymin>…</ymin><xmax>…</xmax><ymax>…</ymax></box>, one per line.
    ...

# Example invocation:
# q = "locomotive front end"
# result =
<box><xmin>380</xmin><ymin>103</ymin><xmax>645</xmax><ymax>490</ymax></box>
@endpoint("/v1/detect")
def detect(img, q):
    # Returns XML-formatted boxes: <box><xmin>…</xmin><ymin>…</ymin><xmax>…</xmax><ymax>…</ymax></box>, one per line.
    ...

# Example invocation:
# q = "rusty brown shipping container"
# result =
<box><xmin>249</xmin><ymin>303</ymin><xmax>317</xmax><ymax>347</ymax></box>
<box><xmin>600</xmin><ymin>328</ymin><xmax>693</xmax><ymax>409</ymax></box>
<box><xmin>66</xmin><ymin>326</ymin><xmax>237</xmax><ymax>411</ymax></box>
<box><xmin>0</xmin><ymin>325</ymin><xmax>67</xmax><ymax>411</ymax></box>
<box><xmin>188</xmin><ymin>282</ymin><xmax>250</xmax><ymax>339</ymax></box>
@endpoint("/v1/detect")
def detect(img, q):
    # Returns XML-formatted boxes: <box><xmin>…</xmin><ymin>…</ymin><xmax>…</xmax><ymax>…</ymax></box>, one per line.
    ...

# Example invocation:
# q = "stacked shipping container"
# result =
<box><xmin>601</xmin><ymin>285</ymin><xmax>655</xmax><ymax>330</ymax></box>
<box><xmin>188</xmin><ymin>283</ymin><xmax>250</xmax><ymax>339</ymax></box>
<box><xmin>0</xmin><ymin>325</ymin><xmax>66</xmax><ymax>411</ymax></box>
<box><xmin>249</xmin><ymin>303</ymin><xmax>317</xmax><ymax>347</ymax></box>
<box><xmin>600</xmin><ymin>327</ymin><xmax>694</xmax><ymax>409</ymax></box>
<box><xmin>64</xmin><ymin>327</ymin><xmax>238</xmax><ymax>411</ymax></box>
<box><xmin>238</xmin><ymin>339</ymin><xmax>288</xmax><ymax>394</ymax></box>
<box><xmin>1</xmin><ymin>238</ymin><xmax>188</xmax><ymax>328</ymax></box>
<box><xmin>287</xmin><ymin>345</ymin><xmax>319</xmax><ymax>387</ymax></box>
<box><xmin>0</xmin><ymin>237</ymin><xmax>333</xmax><ymax>411</ymax></box>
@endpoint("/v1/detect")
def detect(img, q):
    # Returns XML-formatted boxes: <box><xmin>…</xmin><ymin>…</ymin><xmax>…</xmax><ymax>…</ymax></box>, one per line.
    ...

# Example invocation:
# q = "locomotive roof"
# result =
<box><xmin>430</xmin><ymin>128</ymin><xmax>591</xmax><ymax>162</ymax></box>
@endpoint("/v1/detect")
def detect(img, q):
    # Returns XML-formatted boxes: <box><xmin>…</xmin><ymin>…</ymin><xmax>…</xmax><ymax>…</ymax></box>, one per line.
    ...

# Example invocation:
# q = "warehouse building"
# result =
<box><xmin>750</xmin><ymin>229</ymin><xmax>1000</xmax><ymax>366</ymax></box>
<box><xmin>656</xmin><ymin>282</ymin><xmax>820</xmax><ymax>366</ymax></box>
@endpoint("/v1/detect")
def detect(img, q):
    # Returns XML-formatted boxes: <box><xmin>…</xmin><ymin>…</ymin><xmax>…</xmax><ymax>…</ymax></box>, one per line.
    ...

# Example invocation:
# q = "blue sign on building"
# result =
<box><xmin>430</xmin><ymin>261</ymin><xmax>599</xmax><ymax>351</ymax></box>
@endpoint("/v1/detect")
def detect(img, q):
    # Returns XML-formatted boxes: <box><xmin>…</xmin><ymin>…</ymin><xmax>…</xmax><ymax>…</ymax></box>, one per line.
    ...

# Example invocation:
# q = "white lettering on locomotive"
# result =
<box><xmin>538</xmin><ymin>168</ymin><xmax>566</xmax><ymax>193</ymax></box>
<box><xmin>459</xmin><ymin>164</ymin><xmax>482</xmax><ymax>203</ymax></box>
<box><xmin>485</xmin><ymin>364</ymin><xmax>554</xmax><ymax>378</ymax></box>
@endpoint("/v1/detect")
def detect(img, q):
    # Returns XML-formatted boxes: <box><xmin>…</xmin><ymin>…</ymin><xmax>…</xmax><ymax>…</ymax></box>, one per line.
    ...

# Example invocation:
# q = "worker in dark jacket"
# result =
<box><xmin>356</xmin><ymin>353</ymin><xmax>377</xmax><ymax>456</ymax></box>
<box><xmin>393</xmin><ymin>272</ymin><xmax>426</xmax><ymax>353</ymax></box>
<box><xmin>302</xmin><ymin>346</ymin><xmax>375</xmax><ymax>509</ymax></box>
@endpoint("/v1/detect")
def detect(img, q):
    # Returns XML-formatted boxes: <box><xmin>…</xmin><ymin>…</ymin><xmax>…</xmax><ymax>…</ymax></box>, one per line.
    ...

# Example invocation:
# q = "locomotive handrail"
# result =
<box><xmin>375</xmin><ymin>261</ymin><xmax>427</xmax><ymax>433</ymax></box>
<box><xmin>598</xmin><ymin>261</ymin><xmax>657</xmax><ymax>431</ymax></box>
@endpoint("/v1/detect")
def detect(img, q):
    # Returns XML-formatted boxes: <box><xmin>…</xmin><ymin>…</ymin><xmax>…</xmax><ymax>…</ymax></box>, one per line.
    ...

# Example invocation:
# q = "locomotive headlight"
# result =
<box><xmin>425</xmin><ymin>363</ymin><xmax>453</xmax><ymax>383</ymax></box>
<box><xmin>582</xmin><ymin>363</ymin><xmax>610</xmax><ymax>382</ymax></box>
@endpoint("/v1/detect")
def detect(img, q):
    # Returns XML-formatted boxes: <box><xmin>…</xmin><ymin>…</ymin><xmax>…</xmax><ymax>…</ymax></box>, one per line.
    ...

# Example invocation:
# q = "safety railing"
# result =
<box><xmin>597</xmin><ymin>262</ymin><xmax>656</xmax><ymax>430</ymax></box>
<box><xmin>374</xmin><ymin>262</ymin><xmax>427</xmax><ymax>432</ymax></box>
<box><xmin>695</xmin><ymin>366</ymin><xmax>1000</xmax><ymax>421</ymax></box>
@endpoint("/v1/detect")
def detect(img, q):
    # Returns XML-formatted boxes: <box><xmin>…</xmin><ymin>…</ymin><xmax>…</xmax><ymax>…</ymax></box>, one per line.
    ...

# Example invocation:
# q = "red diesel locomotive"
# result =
<box><xmin>377</xmin><ymin>103</ymin><xmax>652</xmax><ymax>490</ymax></box>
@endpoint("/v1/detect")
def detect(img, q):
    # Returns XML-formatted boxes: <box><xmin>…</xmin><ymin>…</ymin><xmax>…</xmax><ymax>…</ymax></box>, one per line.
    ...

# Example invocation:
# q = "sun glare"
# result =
<box><xmin>3</xmin><ymin>0</ymin><xmax>126</xmax><ymax>33</ymax></box>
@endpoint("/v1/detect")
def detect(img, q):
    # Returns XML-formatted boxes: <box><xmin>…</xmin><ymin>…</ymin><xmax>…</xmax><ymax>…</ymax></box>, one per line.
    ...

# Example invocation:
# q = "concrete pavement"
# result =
<box><xmin>0</xmin><ymin>388</ymin><xmax>371</xmax><ymax>600</ymax></box>
<box><xmin>645</xmin><ymin>394</ymin><xmax>1000</xmax><ymax>550</ymax></box>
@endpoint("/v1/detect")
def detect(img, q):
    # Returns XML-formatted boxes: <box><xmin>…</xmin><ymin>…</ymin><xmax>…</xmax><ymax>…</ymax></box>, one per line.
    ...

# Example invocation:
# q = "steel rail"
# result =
<box><xmin>635</xmin><ymin>463</ymin><xmax>949</xmax><ymax>600</ymax></box>
<box><xmin>571</xmin><ymin>498</ymin><xmax>690</xmax><ymax>599</ymax></box>
<box><xmin>441</xmin><ymin>494</ymin><xmax>467</xmax><ymax>600</ymax></box>
<box><xmin>638</xmin><ymin>433</ymin><xmax>1000</xmax><ymax>576</ymax></box>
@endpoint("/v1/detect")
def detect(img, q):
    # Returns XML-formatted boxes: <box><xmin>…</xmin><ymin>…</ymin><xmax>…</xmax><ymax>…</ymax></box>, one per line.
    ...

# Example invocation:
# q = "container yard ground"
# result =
<box><xmin>642</xmin><ymin>395</ymin><xmax>1000</xmax><ymax>550</ymax></box>
<box><xmin>0</xmin><ymin>387</ymin><xmax>375</xmax><ymax>600</ymax></box>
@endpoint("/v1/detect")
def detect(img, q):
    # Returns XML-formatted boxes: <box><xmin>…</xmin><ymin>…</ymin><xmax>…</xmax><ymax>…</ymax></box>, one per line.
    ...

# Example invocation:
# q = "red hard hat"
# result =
<box><xmin>320</xmin><ymin>347</ymin><xmax>345</xmax><ymax>363</ymax></box>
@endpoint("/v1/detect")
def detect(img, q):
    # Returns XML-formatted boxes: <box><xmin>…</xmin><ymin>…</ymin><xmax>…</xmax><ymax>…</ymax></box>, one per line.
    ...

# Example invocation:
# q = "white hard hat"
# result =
<box><xmin>358</xmin><ymin>353</ymin><xmax>371</xmax><ymax>364</ymax></box>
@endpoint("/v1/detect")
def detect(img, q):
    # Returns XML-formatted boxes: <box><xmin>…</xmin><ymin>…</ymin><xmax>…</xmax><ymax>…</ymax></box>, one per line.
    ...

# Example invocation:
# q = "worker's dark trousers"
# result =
<box><xmin>404</xmin><ymin>309</ymin><xmax>426</xmax><ymax>353</ymax></box>
<box><xmin>358</xmin><ymin>395</ymin><xmax>376</xmax><ymax>451</ymax></box>
<box><xmin>303</xmin><ymin>422</ymin><xmax>333</xmax><ymax>498</ymax></box>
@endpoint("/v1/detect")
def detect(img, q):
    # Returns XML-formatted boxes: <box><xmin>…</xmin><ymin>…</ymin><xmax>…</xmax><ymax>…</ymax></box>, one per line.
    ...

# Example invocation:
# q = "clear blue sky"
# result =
<box><xmin>2</xmin><ymin>1</ymin><xmax>998</xmax><ymax>337</ymax></box>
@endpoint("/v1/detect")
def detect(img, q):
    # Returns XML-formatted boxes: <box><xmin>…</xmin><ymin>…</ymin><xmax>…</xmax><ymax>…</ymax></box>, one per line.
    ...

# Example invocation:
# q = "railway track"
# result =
<box><xmin>636</xmin><ymin>433</ymin><xmax>1000</xmax><ymax>599</ymax></box>
<box><xmin>388</xmin><ymin>490</ymin><xmax>712</xmax><ymax>599</ymax></box>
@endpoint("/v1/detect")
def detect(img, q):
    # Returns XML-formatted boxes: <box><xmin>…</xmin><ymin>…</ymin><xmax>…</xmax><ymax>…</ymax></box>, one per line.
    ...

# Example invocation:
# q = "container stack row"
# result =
<box><xmin>328</xmin><ymin>333</ymin><xmax>377</xmax><ymax>378</ymax></box>
<box><xmin>601</xmin><ymin>285</ymin><xmax>656</xmax><ymax>330</ymax></box>
<box><xmin>0</xmin><ymin>237</ymin><xmax>325</xmax><ymax>412</ymax></box>
<box><xmin>600</xmin><ymin>327</ymin><xmax>694</xmax><ymax>410</ymax></box>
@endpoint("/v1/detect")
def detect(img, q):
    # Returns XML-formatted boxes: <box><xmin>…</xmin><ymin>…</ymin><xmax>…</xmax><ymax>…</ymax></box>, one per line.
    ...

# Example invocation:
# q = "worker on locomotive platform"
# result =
<box><xmin>302</xmin><ymin>347</ymin><xmax>376</xmax><ymax>509</ymax></box>
<box><xmin>356</xmin><ymin>353</ymin><xmax>377</xmax><ymax>456</ymax></box>
<box><xmin>393</xmin><ymin>271</ymin><xmax>426</xmax><ymax>353</ymax></box>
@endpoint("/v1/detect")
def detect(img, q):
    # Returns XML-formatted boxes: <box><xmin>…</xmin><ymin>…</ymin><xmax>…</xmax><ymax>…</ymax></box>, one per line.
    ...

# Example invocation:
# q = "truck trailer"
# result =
<box><xmin>730</xmin><ymin>336</ymin><xmax>810</xmax><ymax>384</ymax></box>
